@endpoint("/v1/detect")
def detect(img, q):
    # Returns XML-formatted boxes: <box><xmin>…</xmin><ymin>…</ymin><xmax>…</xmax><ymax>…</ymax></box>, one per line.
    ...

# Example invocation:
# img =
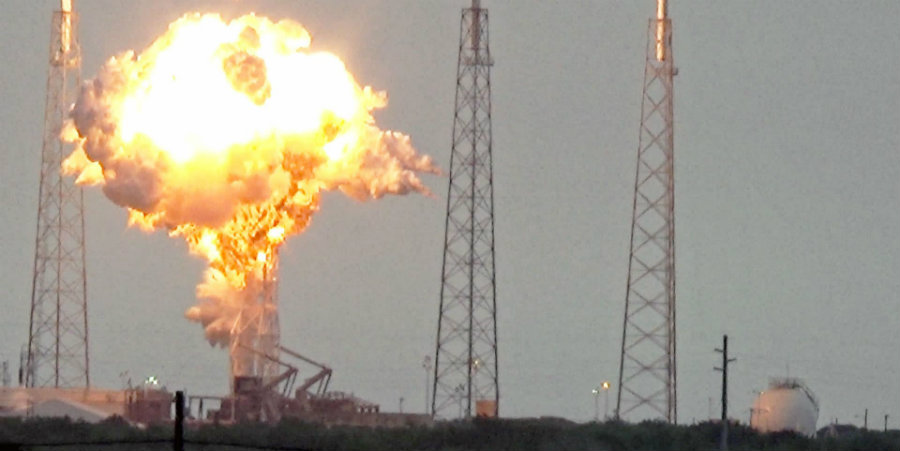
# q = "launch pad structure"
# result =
<box><xmin>18</xmin><ymin>0</ymin><xmax>690</xmax><ymax>428</ymax></box>
<box><xmin>227</xmin><ymin>252</ymin><xmax>282</xmax><ymax>397</ymax></box>
<box><xmin>17</xmin><ymin>0</ymin><xmax>431</xmax><ymax>427</ymax></box>
<box><xmin>195</xmin><ymin>249</ymin><xmax>428</xmax><ymax>426</ymax></box>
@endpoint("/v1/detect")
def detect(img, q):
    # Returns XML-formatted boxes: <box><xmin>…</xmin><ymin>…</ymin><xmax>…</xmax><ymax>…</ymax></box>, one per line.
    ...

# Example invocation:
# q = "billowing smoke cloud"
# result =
<box><xmin>62</xmin><ymin>13</ymin><xmax>438</xmax><ymax>347</ymax></box>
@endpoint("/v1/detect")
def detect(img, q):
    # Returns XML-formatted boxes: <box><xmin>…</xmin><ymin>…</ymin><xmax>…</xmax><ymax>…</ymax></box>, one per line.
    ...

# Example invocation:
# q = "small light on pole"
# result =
<box><xmin>592</xmin><ymin>387</ymin><xmax>601</xmax><ymax>422</ymax></box>
<box><xmin>454</xmin><ymin>384</ymin><xmax>465</xmax><ymax>419</ymax></box>
<box><xmin>422</xmin><ymin>355</ymin><xmax>432</xmax><ymax>415</ymax></box>
<box><xmin>601</xmin><ymin>381</ymin><xmax>611</xmax><ymax>420</ymax></box>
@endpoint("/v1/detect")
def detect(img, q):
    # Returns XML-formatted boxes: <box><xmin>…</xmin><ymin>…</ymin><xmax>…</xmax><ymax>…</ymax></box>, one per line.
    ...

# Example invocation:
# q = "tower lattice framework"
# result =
<box><xmin>432</xmin><ymin>0</ymin><xmax>498</xmax><ymax>420</ymax></box>
<box><xmin>229</xmin><ymin>252</ymin><xmax>280</xmax><ymax>390</ymax></box>
<box><xmin>26</xmin><ymin>0</ymin><xmax>89</xmax><ymax>388</ymax></box>
<box><xmin>615</xmin><ymin>0</ymin><xmax>677</xmax><ymax>423</ymax></box>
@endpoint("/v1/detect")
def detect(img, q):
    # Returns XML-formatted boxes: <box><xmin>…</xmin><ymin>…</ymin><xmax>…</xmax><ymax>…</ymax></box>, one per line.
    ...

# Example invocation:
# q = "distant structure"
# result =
<box><xmin>26</xmin><ymin>0</ymin><xmax>89</xmax><ymax>388</ymax></box>
<box><xmin>615</xmin><ymin>0</ymin><xmax>677</xmax><ymax>422</ymax></box>
<box><xmin>432</xmin><ymin>0</ymin><xmax>498</xmax><ymax>419</ymax></box>
<box><xmin>750</xmin><ymin>378</ymin><xmax>819</xmax><ymax>437</ymax></box>
<box><xmin>0</xmin><ymin>384</ymin><xmax>171</xmax><ymax>425</ymax></box>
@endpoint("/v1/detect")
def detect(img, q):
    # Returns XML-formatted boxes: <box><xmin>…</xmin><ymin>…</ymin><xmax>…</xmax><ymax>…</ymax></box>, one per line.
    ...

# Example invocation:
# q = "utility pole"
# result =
<box><xmin>173</xmin><ymin>391</ymin><xmax>184</xmax><ymax>451</ymax></box>
<box><xmin>714</xmin><ymin>335</ymin><xmax>736</xmax><ymax>451</ymax></box>
<box><xmin>885</xmin><ymin>414</ymin><xmax>889</xmax><ymax>432</ymax></box>
<box><xmin>603</xmin><ymin>381</ymin><xmax>610</xmax><ymax>420</ymax></box>
<box><xmin>864</xmin><ymin>408</ymin><xmax>868</xmax><ymax>430</ymax></box>
<box><xmin>422</xmin><ymin>355</ymin><xmax>432</xmax><ymax>415</ymax></box>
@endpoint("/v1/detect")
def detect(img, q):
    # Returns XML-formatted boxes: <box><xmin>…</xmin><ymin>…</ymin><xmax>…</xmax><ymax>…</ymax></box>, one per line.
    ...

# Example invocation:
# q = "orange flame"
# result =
<box><xmin>62</xmin><ymin>13</ymin><xmax>437</xmax><ymax>346</ymax></box>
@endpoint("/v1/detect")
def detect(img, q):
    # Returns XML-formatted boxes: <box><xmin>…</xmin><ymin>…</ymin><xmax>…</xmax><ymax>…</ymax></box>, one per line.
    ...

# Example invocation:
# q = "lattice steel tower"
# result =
<box><xmin>25</xmin><ymin>0</ymin><xmax>89</xmax><ymax>388</ymax></box>
<box><xmin>616</xmin><ymin>0</ymin><xmax>676</xmax><ymax>422</ymax></box>
<box><xmin>432</xmin><ymin>0</ymin><xmax>498</xmax><ymax>420</ymax></box>
<box><xmin>229</xmin><ymin>252</ymin><xmax>280</xmax><ymax>391</ymax></box>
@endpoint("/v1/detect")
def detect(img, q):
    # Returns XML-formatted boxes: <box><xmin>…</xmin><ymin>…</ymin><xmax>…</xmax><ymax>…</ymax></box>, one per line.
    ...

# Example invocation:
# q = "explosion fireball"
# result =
<box><xmin>61</xmin><ymin>13</ymin><xmax>437</xmax><ymax>373</ymax></box>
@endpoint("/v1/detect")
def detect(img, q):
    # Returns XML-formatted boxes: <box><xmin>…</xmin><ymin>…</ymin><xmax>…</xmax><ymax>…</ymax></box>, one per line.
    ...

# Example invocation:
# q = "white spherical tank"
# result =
<box><xmin>750</xmin><ymin>378</ymin><xmax>819</xmax><ymax>437</ymax></box>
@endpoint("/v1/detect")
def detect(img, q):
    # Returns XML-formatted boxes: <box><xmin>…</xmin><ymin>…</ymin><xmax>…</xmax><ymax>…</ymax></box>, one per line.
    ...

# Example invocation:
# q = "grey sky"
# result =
<box><xmin>1</xmin><ymin>1</ymin><xmax>898</xmax><ymax>425</ymax></box>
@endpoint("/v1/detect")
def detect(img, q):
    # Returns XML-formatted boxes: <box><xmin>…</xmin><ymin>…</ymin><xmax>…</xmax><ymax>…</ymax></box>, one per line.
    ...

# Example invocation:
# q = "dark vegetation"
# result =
<box><xmin>0</xmin><ymin>416</ymin><xmax>898</xmax><ymax>451</ymax></box>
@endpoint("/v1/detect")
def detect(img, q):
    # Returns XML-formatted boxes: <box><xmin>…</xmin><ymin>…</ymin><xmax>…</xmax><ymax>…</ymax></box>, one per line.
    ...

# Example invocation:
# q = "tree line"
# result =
<box><xmin>0</xmin><ymin>416</ymin><xmax>898</xmax><ymax>451</ymax></box>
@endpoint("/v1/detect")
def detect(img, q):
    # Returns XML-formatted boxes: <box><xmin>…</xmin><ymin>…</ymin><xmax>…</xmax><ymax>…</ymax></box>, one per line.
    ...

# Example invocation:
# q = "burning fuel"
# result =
<box><xmin>62</xmin><ymin>13</ymin><xmax>438</xmax><ymax>347</ymax></box>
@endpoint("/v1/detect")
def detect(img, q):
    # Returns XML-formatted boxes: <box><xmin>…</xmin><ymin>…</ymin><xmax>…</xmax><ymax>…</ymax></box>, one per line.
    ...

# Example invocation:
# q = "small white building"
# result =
<box><xmin>30</xmin><ymin>398</ymin><xmax>112</xmax><ymax>423</ymax></box>
<box><xmin>750</xmin><ymin>378</ymin><xmax>819</xmax><ymax>436</ymax></box>
<box><xmin>0</xmin><ymin>387</ymin><xmax>126</xmax><ymax>423</ymax></box>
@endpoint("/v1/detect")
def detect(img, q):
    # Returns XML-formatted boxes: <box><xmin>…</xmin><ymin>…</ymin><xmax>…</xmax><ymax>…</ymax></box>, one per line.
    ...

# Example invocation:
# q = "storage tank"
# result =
<box><xmin>750</xmin><ymin>378</ymin><xmax>819</xmax><ymax>436</ymax></box>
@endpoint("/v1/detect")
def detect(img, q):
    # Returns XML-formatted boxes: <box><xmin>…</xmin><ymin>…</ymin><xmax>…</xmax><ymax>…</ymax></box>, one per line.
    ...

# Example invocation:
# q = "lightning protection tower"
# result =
<box><xmin>432</xmin><ymin>0</ymin><xmax>498</xmax><ymax>419</ymax></box>
<box><xmin>616</xmin><ymin>0</ymin><xmax>677</xmax><ymax>423</ymax></box>
<box><xmin>26</xmin><ymin>0</ymin><xmax>90</xmax><ymax>388</ymax></box>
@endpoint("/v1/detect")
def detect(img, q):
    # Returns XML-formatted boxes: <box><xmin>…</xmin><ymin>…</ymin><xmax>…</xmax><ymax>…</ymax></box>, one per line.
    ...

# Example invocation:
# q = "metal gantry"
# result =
<box><xmin>615</xmin><ymin>0</ymin><xmax>677</xmax><ymax>423</ymax></box>
<box><xmin>432</xmin><ymin>0</ymin><xmax>498</xmax><ymax>420</ymax></box>
<box><xmin>26</xmin><ymin>0</ymin><xmax>90</xmax><ymax>388</ymax></box>
<box><xmin>229</xmin><ymin>253</ymin><xmax>280</xmax><ymax>391</ymax></box>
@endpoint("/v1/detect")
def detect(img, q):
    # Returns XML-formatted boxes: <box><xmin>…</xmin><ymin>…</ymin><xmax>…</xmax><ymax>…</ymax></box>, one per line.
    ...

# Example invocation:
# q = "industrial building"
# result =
<box><xmin>0</xmin><ymin>385</ymin><xmax>170</xmax><ymax>425</ymax></box>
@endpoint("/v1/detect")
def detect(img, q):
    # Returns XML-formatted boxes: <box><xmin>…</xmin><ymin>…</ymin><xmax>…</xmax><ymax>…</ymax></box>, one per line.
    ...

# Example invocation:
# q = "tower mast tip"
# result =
<box><xmin>655</xmin><ymin>0</ymin><xmax>669</xmax><ymax>61</ymax></box>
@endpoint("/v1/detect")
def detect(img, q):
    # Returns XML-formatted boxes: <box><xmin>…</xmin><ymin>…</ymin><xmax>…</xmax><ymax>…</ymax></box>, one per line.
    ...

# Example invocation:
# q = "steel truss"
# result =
<box><xmin>432</xmin><ymin>0</ymin><xmax>498</xmax><ymax>420</ymax></box>
<box><xmin>26</xmin><ymin>1</ymin><xmax>89</xmax><ymax>388</ymax></box>
<box><xmin>616</xmin><ymin>7</ymin><xmax>677</xmax><ymax>423</ymax></box>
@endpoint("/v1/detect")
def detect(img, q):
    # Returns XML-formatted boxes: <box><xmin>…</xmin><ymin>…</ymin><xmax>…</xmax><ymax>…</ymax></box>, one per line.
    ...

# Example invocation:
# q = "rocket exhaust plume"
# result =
<box><xmin>61</xmin><ymin>13</ymin><xmax>438</xmax><ymax>379</ymax></box>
